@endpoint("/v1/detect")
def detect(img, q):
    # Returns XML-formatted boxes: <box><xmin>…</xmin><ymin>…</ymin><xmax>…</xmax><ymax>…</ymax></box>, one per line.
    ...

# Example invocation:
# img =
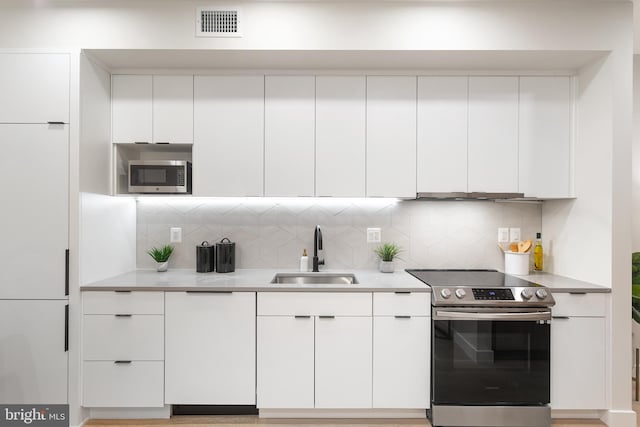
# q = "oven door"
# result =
<box><xmin>432</xmin><ymin>307</ymin><xmax>551</xmax><ymax>406</ymax></box>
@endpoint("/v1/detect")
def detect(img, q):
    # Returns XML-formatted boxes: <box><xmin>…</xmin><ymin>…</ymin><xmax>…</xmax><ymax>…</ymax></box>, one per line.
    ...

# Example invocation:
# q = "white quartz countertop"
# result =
<box><xmin>81</xmin><ymin>268</ymin><xmax>431</xmax><ymax>292</ymax></box>
<box><xmin>514</xmin><ymin>272</ymin><xmax>610</xmax><ymax>293</ymax></box>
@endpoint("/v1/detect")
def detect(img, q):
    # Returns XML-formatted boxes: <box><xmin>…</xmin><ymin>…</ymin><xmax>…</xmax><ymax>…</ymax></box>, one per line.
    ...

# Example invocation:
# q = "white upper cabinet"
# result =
<box><xmin>316</xmin><ymin>76</ymin><xmax>366</xmax><ymax>197</ymax></box>
<box><xmin>112</xmin><ymin>74</ymin><xmax>193</xmax><ymax>144</ymax></box>
<box><xmin>153</xmin><ymin>75</ymin><xmax>193</xmax><ymax>144</ymax></box>
<box><xmin>468</xmin><ymin>77</ymin><xmax>519</xmax><ymax>193</ymax></box>
<box><xmin>0</xmin><ymin>53</ymin><xmax>69</xmax><ymax>124</ymax></box>
<box><xmin>194</xmin><ymin>76</ymin><xmax>264</xmax><ymax>196</ymax></box>
<box><xmin>366</xmin><ymin>76</ymin><xmax>417</xmax><ymax>198</ymax></box>
<box><xmin>265</xmin><ymin>76</ymin><xmax>315</xmax><ymax>196</ymax></box>
<box><xmin>0</xmin><ymin>124</ymin><xmax>68</xmax><ymax>299</ymax></box>
<box><xmin>519</xmin><ymin>76</ymin><xmax>573</xmax><ymax>198</ymax></box>
<box><xmin>417</xmin><ymin>76</ymin><xmax>468</xmax><ymax>193</ymax></box>
<box><xmin>112</xmin><ymin>75</ymin><xmax>153</xmax><ymax>144</ymax></box>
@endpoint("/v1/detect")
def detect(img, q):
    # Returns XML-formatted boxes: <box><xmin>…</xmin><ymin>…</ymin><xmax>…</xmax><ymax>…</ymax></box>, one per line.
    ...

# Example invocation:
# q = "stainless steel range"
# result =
<box><xmin>406</xmin><ymin>269</ymin><xmax>555</xmax><ymax>427</ymax></box>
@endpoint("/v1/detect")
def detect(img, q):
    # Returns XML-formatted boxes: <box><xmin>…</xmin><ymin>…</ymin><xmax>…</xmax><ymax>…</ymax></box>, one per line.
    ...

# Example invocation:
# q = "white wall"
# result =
<box><xmin>633</xmin><ymin>55</ymin><xmax>640</xmax><ymax>251</ymax></box>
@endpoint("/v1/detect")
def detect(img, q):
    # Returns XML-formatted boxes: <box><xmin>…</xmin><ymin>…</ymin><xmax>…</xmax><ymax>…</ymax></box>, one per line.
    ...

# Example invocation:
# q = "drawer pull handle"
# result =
<box><xmin>47</xmin><ymin>121</ymin><xmax>65</xmax><ymax>125</ymax></box>
<box><xmin>133</xmin><ymin>141</ymin><xmax>149</xmax><ymax>144</ymax></box>
<box><xmin>319</xmin><ymin>316</ymin><xmax>335</xmax><ymax>319</ymax></box>
<box><xmin>552</xmin><ymin>316</ymin><xmax>570</xmax><ymax>320</ymax></box>
<box><xmin>569</xmin><ymin>292</ymin><xmax>587</xmax><ymax>295</ymax></box>
<box><xmin>394</xmin><ymin>291</ymin><xmax>411</xmax><ymax>294</ymax></box>
<box><xmin>114</xmin><ymin>360</ymin><xmax>132</xmax><ymax>364</ymax></box>
<box><xmin>114</xmin><ymin>290</ymin><xmax>131</xmax><ymax>293</ymax></box>
<box><xmin>294</xmin><ymin>315</ymin><xmax>311</xmax><ymax>319</ymax></box>
<box><xmin>395</xmin><ymin>315</ymin><xmax>411</xmax><ymax>319</ymax></box>
<box><xmin>115</xmin><ymin>314</ymin><xmax>132</xmax><ymax>317</ymax></box>
<box><xmin>186</xmin><ymin>291</ymin><xmax>233</xmax><ymax>294</ymax></box>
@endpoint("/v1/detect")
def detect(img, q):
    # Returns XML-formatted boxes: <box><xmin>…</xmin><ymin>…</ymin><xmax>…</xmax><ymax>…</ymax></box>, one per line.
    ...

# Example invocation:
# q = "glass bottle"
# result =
<box><xmin>533</xmin><ymin>232</ymin><xmax>543</xmax><ymax>271</ymax></box>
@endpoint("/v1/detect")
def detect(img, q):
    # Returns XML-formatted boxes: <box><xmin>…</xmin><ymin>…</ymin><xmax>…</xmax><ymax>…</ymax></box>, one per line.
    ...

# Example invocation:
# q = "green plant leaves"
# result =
<box><xmin>147</xmin><ymin>244</ymin><xmax>174</xmax><ymax>263</ymax></box>
<box><xmin>374</xmin><ymin>243</ymin><xmax>402</xmax><ymax>262</ymax></box>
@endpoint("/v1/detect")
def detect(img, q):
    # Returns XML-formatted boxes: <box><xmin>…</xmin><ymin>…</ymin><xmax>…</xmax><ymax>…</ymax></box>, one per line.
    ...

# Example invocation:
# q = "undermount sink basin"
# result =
<box><xmin>271</xmin><ymin>273</ymin><xmax>359</xmax><ymax>285</ymax></box>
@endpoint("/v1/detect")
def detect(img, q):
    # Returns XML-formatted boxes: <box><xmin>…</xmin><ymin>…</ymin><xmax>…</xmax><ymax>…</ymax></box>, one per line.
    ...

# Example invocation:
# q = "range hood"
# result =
<box><xmin>415</xmin><ymin>192</ymin><xmax>525</xmax><ymax>201</ymax></box>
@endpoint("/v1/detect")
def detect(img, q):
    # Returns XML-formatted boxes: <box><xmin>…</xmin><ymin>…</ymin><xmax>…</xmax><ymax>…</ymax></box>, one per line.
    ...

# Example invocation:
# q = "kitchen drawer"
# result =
<box><xmin>83</xmin><ymin>291</ymin><xmax>164</xmax><ymax>315</ymax></box>
<box><xmin>552</xmin><ymin>293</ymin><xmax>607</xmax><ymax>317</ymax></box>
<box><xmin>373</xmin><ymin>292</ymin><xmax>431</xmax><ymax>316</ymax></box>
<box><xmin>83</xmin><ymin>315</ymin><xmax>164</xmax><ymax>360</ymax></box>
<box><xmin>83</xmin><ymin>361</ymin><xmax>164</xmax><ymax>407</ymax></box>
<box><xmin>257</xmin><ymin>292</ymin><xmax>372</xmax><ymax>316</ymax></box>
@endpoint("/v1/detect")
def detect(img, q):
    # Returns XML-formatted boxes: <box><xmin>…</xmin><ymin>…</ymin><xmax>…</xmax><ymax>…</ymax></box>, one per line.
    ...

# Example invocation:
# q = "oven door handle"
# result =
<box><xmin>433</xmin><ymin>310</ymin><xmax>551</xmax><ymax>321</ymax></box>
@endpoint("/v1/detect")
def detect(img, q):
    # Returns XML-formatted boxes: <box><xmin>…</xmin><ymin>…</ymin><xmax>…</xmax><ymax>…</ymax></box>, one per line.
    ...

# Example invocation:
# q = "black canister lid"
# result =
<box><xmin>218</xmin><ymin>237</ymin><xmax>234</xmax><ymax>245</ymax></box>
<box><xmin>197</xmin><ymin>241</ymin><xmax>210</xmax><ymax>248</ymax></box>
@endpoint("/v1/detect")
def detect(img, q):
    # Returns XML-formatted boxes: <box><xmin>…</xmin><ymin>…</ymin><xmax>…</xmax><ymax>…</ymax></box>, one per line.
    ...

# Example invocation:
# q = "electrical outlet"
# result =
<box><xmin>367</xmin><ymin>228</ymin><xmax>381</xmax><ymax>243</ymax></box>
<box><xmin>498</xmin><ymin>228</ymin><xmax>510</xmax><ymax>243</ymax></box>
<box><xmin>170</xmin><ymin>227</ymin><xmax>182</xmax><ymax>243</ymax></box>
<box><xmin>509</xmin><ymin>227</ymin><xmax>521</xmax><ymax>243</ymax></box>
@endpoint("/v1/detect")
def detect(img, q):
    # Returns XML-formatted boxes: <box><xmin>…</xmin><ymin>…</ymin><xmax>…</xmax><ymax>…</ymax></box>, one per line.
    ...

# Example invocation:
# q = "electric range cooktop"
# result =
<box><xmin>405</xmin><ymin>269</ymin><xmax>554</xmax><ymax>307</ymax></box>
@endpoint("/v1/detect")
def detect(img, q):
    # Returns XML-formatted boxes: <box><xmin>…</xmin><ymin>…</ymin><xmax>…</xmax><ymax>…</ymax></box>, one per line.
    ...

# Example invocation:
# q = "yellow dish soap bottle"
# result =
<box><xmin>533</xmin><ymin>233</ymin><xmax>543</xmax><ymax>271</ymax></box>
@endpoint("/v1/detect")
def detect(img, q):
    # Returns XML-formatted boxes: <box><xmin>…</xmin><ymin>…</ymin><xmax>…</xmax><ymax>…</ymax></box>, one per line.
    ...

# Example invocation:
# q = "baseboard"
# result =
<box><xmin>70</xmin><ymin>416</ymin><xmax>90</xmax><ymax>427</ymax></box>
<box><xmin>259</xmin><ymin>408</ymin><xmax>427</xmax><ymax>418</ymax></box>
<box><xmin>87</xmin><ymin>406</ymin><xmax>171</xmax><ymax>419</ymax></box>
<box><xmin>601</xmin><ymin>409</ymin><xmax>637</xmax><ymax>427</ymax></box>
<box><xmin>551</xmin><ymin>409</ymin><xmax>606</xmax><ymax>419</ymax></box>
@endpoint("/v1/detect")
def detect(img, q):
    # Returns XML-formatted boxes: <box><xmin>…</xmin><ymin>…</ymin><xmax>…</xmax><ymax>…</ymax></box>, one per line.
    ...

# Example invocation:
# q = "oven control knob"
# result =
<box><xmin>440</xmin><ymin>288</ymin><xmax>452</xmax><ymax>299</ymax></box>
<box><xmin>535</xmin><ymin>289</ymin><xmax>548</xmax><ymax>299</ymax></box>
<box><xmin>455</xmin><ymin>289</ymin><xmax>467</xmax><ymax>299</ymax></box>
<box><xmin>521</xmin><ymin>288</ymin><xmax>533</xmax><ymax>300</ymax></box>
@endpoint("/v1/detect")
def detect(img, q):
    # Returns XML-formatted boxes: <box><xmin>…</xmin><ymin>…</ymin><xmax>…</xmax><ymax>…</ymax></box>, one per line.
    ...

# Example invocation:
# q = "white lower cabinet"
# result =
<box><xmin>257</xmin><ymin>316</ymin><xmax>315</xmax><ymax>408</ymax></box>
<box><xmin>165</xmin><ymin>292</ymin><xmax>256</xmax><ymax>404</ymax></box>
<box><xmin>315</xmin><ymin>317</ymin><xmax>372</xmax><ymax>408</ymax></box>
<box><xmin>373</xmin><ymin>316</ymin><xmax>430</xmax><ymax>408</ymax></box>
<box><xmin>82</xmin><ymin>291</ymin><xmax>165</xmax><ymax>408</ymax></box>
<box><xmin>256</xmin><ymin>291</ymin><xmax>430</xmax><ymax>411</ymax></box>
<box><xmin>83</xmin><ymin>361</ymin><xmax>164</xmax><ymax>407</ymax></box>
<box><xmin>0</xmin><ymin>300</ymin><xmax>68</xmax><ymax>404</ymax></box>
<box><xmin>551</xmin><ymin>298</ymin><xmax>606</xmax><ymax>410</ymax></box>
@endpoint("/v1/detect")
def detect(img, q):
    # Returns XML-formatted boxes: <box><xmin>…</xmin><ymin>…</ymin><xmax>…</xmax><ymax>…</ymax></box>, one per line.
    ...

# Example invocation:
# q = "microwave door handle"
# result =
<box><xmin>433</xmin><ymin>310</ymin><xmax>551</xmax><ymax>322</ymax></box>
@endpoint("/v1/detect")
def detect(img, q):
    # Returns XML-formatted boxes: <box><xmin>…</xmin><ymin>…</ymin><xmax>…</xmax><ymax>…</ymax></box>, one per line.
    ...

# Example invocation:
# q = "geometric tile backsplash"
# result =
<box><xmin>137</xmin><ymin>198</ymin><xmax>542</xmax><ymax>271</ymax></box>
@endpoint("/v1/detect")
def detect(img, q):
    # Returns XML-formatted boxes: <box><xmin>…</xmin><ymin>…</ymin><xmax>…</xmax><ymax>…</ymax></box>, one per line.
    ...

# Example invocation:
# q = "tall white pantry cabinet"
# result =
<box><xmin>0</xmin><ymin>53</ymin><xmax>70</xmax><ymax>404</ymax></box>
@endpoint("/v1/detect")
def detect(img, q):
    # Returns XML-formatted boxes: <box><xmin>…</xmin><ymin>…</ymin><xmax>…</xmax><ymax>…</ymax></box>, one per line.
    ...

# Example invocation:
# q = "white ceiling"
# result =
<box><xmin>86</xmin><ymin>49</ymin><xmax>605</xmax><ymax>72</ymax></box>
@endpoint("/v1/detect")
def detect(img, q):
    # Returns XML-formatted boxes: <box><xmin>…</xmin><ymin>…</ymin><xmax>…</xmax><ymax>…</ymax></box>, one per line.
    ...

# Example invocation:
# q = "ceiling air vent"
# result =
<box><xmin>196</xmin><ymin>7</ymin><xmax>242</xmax><ymax>37</ymax></box>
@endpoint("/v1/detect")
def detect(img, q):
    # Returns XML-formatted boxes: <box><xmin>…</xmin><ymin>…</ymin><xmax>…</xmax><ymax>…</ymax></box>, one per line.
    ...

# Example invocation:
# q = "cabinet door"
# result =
<box><xmin>0</xmin><ymin>124</ymin><xmax>68</xmax><ymax>299</ymax></box>
<box><xmin>551</xmin><ymin>317</ymin><xmax>606</xmax><ymax>409</ymax></box>
<box><xmin>468</xmin><ymin>77</ymin><xmax>518</xmax><ymax>193</ymax></box>
<box><xmin>194</xmin><ymin>76</ymin><xmax>264</xmax><ymax>196</ymax></box>
<box><xmin>257</xmin><ymin>316</ymin><xmax>314</xmax><ymax>408</ymax></box>
<box><xmin>265</xmin><ymin>76</ymin><xmax>315</xmax><ymax>196</ymax></box>
<box><xmin>153</xmin><ymin>75</ymin><xmax>193</xmax><ymax>144</ymax></box>
<box><xmin>0</xmin><ymin>53</ymin><xmax>69</xmax><ymax>123</ymax></box>
<box><xmin>165</xmin><ymin>292</ymin><xmax>256</xmax><ymax>404</ymax></box>
<box><xmin>373</xmin><ymin>317</ymin><xmax>429</xmax><ymax>408</ymax></box>
<box><xmin>0</xmin><ymin>300</ymin><xmax>68</xmax><ymax>404</ymax></box>
<box><xmin>112</xmin><ymin>75</ymin><xmax>152</xmax><ymax>143</ymax></box>
<box><xmin>366</xmin><ymin>76</ymin><xmax>417</xmax><ymax>198</ymax></box>
<box><xmin>316</xmin><ymin>76</ymin><xmax>366</xmax><ymax>197</ymax></box>
<box><xmin>417</xmin><ymin>76</ymin><xmax>468</xmax><ymax>193</ymax></box>
<box><xmin>315</xmin><ymin>316</ymin><xmax>372</xmax><ymax>408</ymax></box>
<box><xmin>519</xmin><ymin>77</ymin><xmax>572</xmax><ymax>198</ymax></box>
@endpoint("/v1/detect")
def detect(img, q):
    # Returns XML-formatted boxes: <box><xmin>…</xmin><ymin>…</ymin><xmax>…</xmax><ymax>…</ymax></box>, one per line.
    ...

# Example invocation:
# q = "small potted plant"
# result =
<box><xmin>147</xmin><ymin>244</ymin><xmax>174</xmax><ymax>272</ymax></box>
<box><xmin>374</xmin><ymin>242</ymin><xmax>402</xmax><ymax>273</ymax></box>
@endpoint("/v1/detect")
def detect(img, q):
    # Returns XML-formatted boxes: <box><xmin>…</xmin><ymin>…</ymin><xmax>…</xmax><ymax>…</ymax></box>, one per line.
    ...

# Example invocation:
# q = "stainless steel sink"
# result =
<box><xmin>271</xmin><ymin>273</ymin><xmax>359</xmax><ymax>285</ymax></box>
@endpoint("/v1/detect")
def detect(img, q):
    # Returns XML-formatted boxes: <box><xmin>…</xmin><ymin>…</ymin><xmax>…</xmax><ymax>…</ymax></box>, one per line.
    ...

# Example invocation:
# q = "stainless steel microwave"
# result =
<box><xmin>128</xmin><ymin>160</ymin><xmax>192</xmax><ymax>194</ymax></box>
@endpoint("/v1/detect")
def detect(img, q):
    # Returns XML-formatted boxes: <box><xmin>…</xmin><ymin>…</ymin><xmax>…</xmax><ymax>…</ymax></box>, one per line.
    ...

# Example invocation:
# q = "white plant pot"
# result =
<box><xmin>379</xmin><ymin>261</ymin><xmax>394</xmax><ymax>273</ymax></box>
<box><xmin>157</xmin><ymin>261</ymin><xmax>169</xmax><ymax>272</ymax></box>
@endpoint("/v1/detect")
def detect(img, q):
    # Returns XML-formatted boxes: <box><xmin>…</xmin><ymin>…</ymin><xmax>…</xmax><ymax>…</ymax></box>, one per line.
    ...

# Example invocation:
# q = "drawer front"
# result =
<box><xmin>257</xmin><ymin>292</ymin><xmax>372</xmax><ymax>316</ymax></box>
<box><xmin>83</xmin><ymin>291</ymin><xmax>164</xmax><ymax>314</ymax></box>
<box><xmin>552</xmin><ymin>293</ymin><xmax>607</xmax><ymax>317</ymax></box>
<box><xmin>83</xmin><ymin>315</ymin><xmax>164</xmax><ymax>360</ymax></box>
<box><xmin>373</xmin><ymin>292</ymin><xmax>431</xmax><ymax>316</ymax></box>
<box><xmin>83</xmin><ymin>361</ymin><xmax>164</xmax><ymax>407</ymax></box>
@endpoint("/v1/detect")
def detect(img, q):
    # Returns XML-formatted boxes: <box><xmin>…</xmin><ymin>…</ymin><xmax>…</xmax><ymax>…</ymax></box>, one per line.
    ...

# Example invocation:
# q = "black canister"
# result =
<box><xmin>196</xmin><ymin>241</ymin><xmax>215</xmax><ymax>273</ymax></box>
<box><xmin>216</xmin><ymin>237</ymin><xmax>235</xmax><ymax>273</ymax></box>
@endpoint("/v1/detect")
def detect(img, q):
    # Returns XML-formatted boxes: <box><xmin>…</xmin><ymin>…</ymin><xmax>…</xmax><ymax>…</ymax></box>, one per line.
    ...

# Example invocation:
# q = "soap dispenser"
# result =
<box><xmin>300</xmin><ymin>249</ymin><xmax>309</xmax><ymax>272</ymax></box>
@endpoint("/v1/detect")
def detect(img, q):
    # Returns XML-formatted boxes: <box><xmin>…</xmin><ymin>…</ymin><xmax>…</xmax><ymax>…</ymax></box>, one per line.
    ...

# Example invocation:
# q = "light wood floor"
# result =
<box><xmin>85</xmin><ymin>414</ymin><xmax>610</xmax><ymax>427</ymax></box>
<box><xmin>85</xmin><ymin>400</ymin><xmax>640</xmax><ymax>427</ymax></box>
